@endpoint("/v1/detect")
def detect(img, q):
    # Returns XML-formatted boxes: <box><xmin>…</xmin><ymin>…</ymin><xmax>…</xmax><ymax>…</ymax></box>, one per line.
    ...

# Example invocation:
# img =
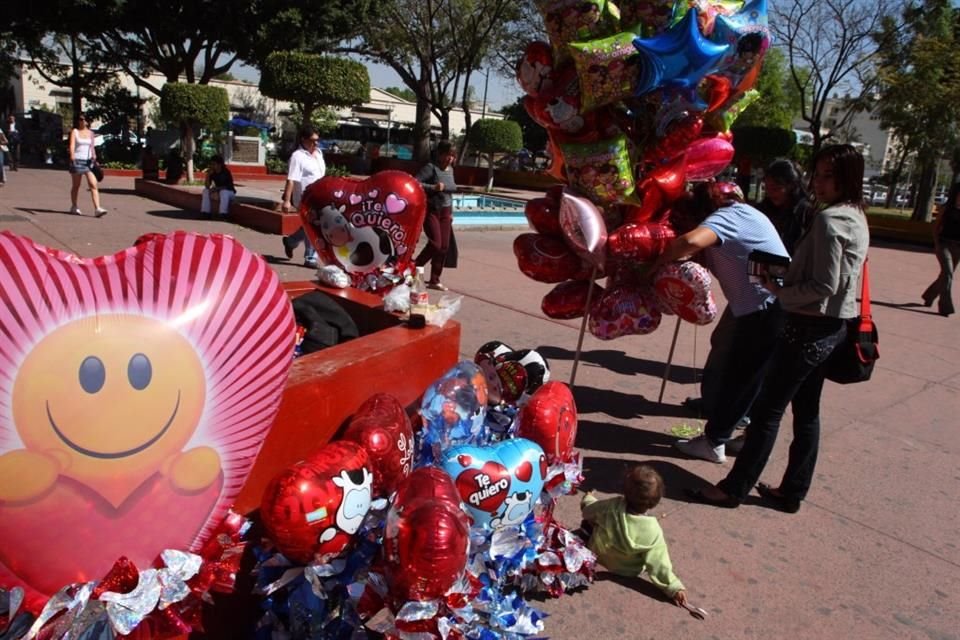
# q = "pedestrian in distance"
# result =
<box><xmin>921</xmin><ymin>181</ymin><xmax>960</xmax><ymax>317</ymax></box>
<box><xmin>281</xmin><ymin>125</ymin><xmax>326</xmax><ymax>268</ymax></box>
<box><xmin>415</xmin><ymin>140</ymin><xmax>459</xmax><ymax>290</ymax></box>
<box><xmin>67</xmin><ymin>113</ymin><xmax>107</xmax><ymax>217</ymax></box>
<box><xmin>4</xmin><ymin>115</ymin><xmax>21</xmax><ymax>171</ymax></box>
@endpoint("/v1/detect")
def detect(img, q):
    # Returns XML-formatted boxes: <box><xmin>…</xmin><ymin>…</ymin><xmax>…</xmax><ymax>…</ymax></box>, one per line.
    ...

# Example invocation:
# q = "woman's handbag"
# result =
<box><xmin>91</xmin><ymin>162</ymin><xmax>104</xmax><ymax>183</ymax></box>
<box><xmin>824</xmin><ymin>259</ymin><xmax>879</xmax><ymax>384</ymax></box>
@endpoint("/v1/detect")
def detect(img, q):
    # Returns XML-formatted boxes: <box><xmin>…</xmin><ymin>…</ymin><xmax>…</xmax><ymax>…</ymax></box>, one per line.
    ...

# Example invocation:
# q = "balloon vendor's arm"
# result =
<box><xmin>653</xmin><ymin>226</ymin><xmax>718</xmax><ymax>270</ymax></box>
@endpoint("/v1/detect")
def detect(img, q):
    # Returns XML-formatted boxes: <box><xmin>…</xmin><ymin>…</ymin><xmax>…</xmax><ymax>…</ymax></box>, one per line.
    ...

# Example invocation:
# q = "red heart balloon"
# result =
<box><xmin>589</xmin><ymin>285</ymin><xmax>663</xmax><ymax>339</ymax></box>
<box><xmin>607</xmin><ymin>222</ymin><xmax>677</xmax><ymax>262</ymax></box>
<box><xmin>653</xmin><ymin>261</ymin><xmax>718</xmax><ymax>325</ymax></box>
<box><xmin>260</xmin><ymin>441</ymin><xmax>373</xmax><ymax>564</ymax></box>
<box><xmin>541</xmin><ymin>280</ymin><xmax>604</xmax><ymax>320</ymax></box>
<box><xmin>300</xmin><ymin>171</ymin><xmax>427</xmax><ymax>289</ymax></box>
<box><xmin>516</xmin><ymin>41</ymin><xmax>555</xmax><ymax>97</ymax></box>
<box><xmin>342</xmin><ymin>394</ymin><xmax>414</xmax><ymax>498</ymax></box>
<box><xmin>514</xmin><ymin>233</ymin><xmax>592</xmax><ymax>283</ymax></box>
<box><xmin>384</xmin><ymin>467</ymin><xmax>469</xmax><ymax>602</ymax></box>
<box><xmin>0</xmin><ymin>232</ymin><xmax>294</xmax><ymax>603</ymax></box>
<box><xmin>517</xmin><ymin>381</ymin><xmax>578</xmax><ymax>464</ymax></box>
<box><xmin>524</xmin><ymin>197</ymin><xmax>563</xmax><ymax>236</ymax></box>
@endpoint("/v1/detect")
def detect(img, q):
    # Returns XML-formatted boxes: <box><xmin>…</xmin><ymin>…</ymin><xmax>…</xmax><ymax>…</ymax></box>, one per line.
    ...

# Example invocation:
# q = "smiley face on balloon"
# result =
<box><xmin>3</xmin><ymin>314</ymin><xmax>216</xmax><ymax>508</ymax></box>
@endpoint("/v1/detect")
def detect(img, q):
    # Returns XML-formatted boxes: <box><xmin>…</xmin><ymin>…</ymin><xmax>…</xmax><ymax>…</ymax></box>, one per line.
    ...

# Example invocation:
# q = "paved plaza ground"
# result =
<box><xmin>1</xmin><ymin>168</ymin><xmax>958</xmax><ymax>639</ymax></box>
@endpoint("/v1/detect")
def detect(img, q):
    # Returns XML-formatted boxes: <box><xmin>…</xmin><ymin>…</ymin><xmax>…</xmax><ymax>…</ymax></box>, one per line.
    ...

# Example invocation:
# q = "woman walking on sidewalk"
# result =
<box><xmin>415</xmin><ymin>140</ymin><xmax>458</xmax><ymax>290</ymax></box>
<box><xmin>921</xmin><ymin>181</ymin><xmax>960</xmax><ymax>317</ymax></box>
<box><xmin>68</xmin><ymin>113</ymin><xmax>107</xmax><ymax>217</ymax></box>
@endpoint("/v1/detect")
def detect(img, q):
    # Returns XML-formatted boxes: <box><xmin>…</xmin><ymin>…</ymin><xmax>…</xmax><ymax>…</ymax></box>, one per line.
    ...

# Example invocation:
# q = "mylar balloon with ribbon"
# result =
<box><xmin>441</xmin><ymin>438</ymin><xmax>547</xmax><ymax>530</ymax></box>
<box><xmin>260</xmin><ymin>441</ymin><xmax>373</xmax><ymax>564</ymax></box>
<box><xmin>419</xmin><ymin>361</ymin><xmax>489</xmax><ymax>455</ymax></box>
<box><xmin>0</xmin><ymin>231</ymin><xmax>294</xmax><ymax>603</ymax></box>
<box><xmin>300</xmin><ymin>170</ymin><xmax>427</xmax><ymax>291</ymax></box>
<box><xmin>589</xmin><ymin>285</ymin><xmax>663</xmax><ymax>339</ymax></box>
<box><xmin>524</xmin><ymin>196</ymin><xmax>563</xmax><ymax>237</ymax></box>
<box><xmin>653</xmin><ymin>260</ymin><xmax>718</xmax><ymax>324</ymax></box>
<box><xmin>514</xmin><ymin>233</ymin><xmax>592</xmax><ymax>283</ymax></box>
<box><xmin>383</xmin><ymin>467</ymin><xmax>469</xmax><ymax>602</ymax></box>
<box><xmin>342</xmin><ymin>393</ymin><xmax>414</xmax><ymax>498</ymax></box>
<box><xmin>475</xmin><ymin>342</ymin><xmax>551</xmax><ymax>407</ymax></box>
<box><xmin>516</xmin><ymin>382</ymin><xmax>578</xmax><ymax>465</ymax></box>
<box><xmin>542</xmin><ymin>279</ymin><xmax>604</xmax><ymax>319</ymax></box>
<box><xmin>559</xmin><ymin>190</ymin><xmax>608</xmax><ymax>268</ymax></box>
<box><xmin>607</xmin><ymin>222</ymin><xmax>676</xmax><ymax>262</ymax></box>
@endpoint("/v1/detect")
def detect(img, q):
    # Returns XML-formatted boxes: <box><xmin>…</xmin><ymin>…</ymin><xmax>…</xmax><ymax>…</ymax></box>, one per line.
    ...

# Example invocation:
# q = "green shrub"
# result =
<box><xmin>260</xmin><ymin>53</ymin><xmax>369</xmax><ymax>124</ymax></box>
<box><xmin>160</xmin><ymin>84</ymin><xmax>230</xmax><ymax>131</ymax></box>
<box><xmin>468</xmin><ymin>119</ymin><xmax>523</xmax><ymax>154</ymax></box>
<box><xmin>266</xmin><ymin>156</ymin><xmax>288</xmax><ymax>175</ymax></box>
<box><xmin>327</xmin><ymin>164</ymin><xmax>351</xmax><ymax>177</ymax></box>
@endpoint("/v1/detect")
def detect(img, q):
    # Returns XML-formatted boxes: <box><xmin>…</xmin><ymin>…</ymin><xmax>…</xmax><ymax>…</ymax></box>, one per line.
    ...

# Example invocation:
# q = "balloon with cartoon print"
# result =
<box><xmin>419</xmin><ymin>361</ymin><xmax>489</xmax><ymax>455</ymax></box>
<box><xmin>342</xmin><ymin>393</ymin><xmax>414</xmax><ymax>498</ymax></box>
<box><xmin>441</xmin><ymin>438</ymin><xmax>547</xmax><ymax>530</ymax></box>
<box><xmin>260</xmin><ymin>441</ymin><xmax>373</xmax><ymax>564</ymax></box>
<box><xmin>300</xmin><ymin>171</ymin><xmax>427</xmax><ymax>291</ymax></box>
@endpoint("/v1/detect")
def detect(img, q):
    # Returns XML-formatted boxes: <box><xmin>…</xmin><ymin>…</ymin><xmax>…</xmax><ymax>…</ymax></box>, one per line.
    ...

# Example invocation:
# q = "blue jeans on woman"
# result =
<box><xmin>717</xmin><ymin>313</ymin><xmax>847</xmax><ymax>503</ymax></box>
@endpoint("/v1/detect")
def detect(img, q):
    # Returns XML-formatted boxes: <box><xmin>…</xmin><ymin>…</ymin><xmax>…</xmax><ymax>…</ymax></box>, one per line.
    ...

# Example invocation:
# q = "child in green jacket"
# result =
<box><xmin>581</xmin><ymin>464</ymin><xmax>687</xmax><ymax>606</ymax></box>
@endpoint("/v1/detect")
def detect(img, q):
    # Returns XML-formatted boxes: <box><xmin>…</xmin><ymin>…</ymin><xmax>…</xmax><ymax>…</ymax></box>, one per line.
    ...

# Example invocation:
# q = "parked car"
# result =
<box><xmin>934</xmin><ymin>194</ymin><xmax>948</xmax><ymax>206</ymax></box>
<box><xmin>871</xmin><ymin>192</ymin><xmax>888</xmax><ymax>206</ymax></box>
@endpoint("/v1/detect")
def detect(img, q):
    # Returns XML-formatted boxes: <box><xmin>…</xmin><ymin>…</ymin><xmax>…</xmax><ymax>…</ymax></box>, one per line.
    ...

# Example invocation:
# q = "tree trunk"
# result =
<box><xmin>70</xmin><ymin>35</ymin><xmax>82</xmax><ymax>124</ymax></box>
<box><xmin>413</xmin><ymin>68</ymin><xmax>432</xmax><ymax>163</ymax></box>
<box><xmin>439</xmin><ymin>110</ymin><xmax>450</xmax><ymax>143</ymax></box>
<box><xmin>183</xmin><ymin>121</ymin><xmax>196</xmax><ymax>183</ymax></box>
<box><xmin>486</xmin><ymin>153</ymin><xmax>495</xmax><ymax>191</ymax></box>
<box><xmin>911</xmin><ymin>157</ymin><xmax>937</xmax><ymax>222</ymax></box>
<box><xmin>302</xmin><ymin>100</ymin><xmax>315</xmax><ymax>128</ymax></box>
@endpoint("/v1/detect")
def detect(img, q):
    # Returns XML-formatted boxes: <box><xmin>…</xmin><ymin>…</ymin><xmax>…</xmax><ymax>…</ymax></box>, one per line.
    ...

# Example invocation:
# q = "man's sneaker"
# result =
<box><xmin>725</xmin><ymin>434</ymin><xmax>746</xmax><ymax>454</ymax></box>
<box><xmin>282</xmin><ymin>236</ymin><xmax>295</xmax><ymax>259</ymax></box>
<box><xmin>304</xmin><ymin>259</ymin><xmax>318</xmax><ymax>269</ymax></box>
<box><xmin>675</xmin><ymin>435</ymin><xmax>726</xmax><ymax>463</ymax></box>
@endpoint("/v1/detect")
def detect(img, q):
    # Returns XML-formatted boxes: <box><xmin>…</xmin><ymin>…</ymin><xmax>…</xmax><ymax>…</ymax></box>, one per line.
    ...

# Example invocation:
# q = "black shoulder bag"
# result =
<box><xmin>824</xmin><ymin>260</ymin><xmax>879</xmax><ymax>384</ymax></box>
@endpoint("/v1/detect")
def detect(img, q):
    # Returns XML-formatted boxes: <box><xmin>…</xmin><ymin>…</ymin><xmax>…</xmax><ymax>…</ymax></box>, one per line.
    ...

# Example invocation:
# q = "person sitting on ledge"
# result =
<box><xmin>201</xmin><ymin>154</ymin><xmax>236</xmax><ymax>219</ymax></box>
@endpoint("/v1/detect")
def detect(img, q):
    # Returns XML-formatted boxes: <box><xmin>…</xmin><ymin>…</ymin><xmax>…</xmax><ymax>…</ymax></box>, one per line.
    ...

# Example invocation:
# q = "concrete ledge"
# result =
<box><xmin>867</xmin><ymin>216</ymin><xmax>935</xmax><ymax>246</ymax></box>
<box><xmin>134</xmin><ymin>178</ymin><xmax>301</xmax><ymax>235</ymax></box>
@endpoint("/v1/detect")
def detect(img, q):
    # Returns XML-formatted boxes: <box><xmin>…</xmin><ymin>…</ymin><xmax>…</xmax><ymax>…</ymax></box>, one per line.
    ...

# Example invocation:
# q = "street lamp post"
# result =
<box><xmin>481</xmin><ymin>67</ymin><xmax>490</xmax><ymax>120</ymax></box>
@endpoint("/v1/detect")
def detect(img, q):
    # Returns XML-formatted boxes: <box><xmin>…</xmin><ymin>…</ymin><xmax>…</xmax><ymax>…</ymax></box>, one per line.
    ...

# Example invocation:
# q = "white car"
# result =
<box><xmin>871</xmin><ymin>192</ymin><xmax>888</xmax><ymax>205</ymax></box>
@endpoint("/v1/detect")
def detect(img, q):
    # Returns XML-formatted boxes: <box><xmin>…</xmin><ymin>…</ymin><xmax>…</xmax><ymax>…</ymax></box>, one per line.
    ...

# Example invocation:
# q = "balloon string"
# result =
<box><xmin>569</xmin><ymin>266</ymin><xmax>599</xmax><ymax>388</ymax></box>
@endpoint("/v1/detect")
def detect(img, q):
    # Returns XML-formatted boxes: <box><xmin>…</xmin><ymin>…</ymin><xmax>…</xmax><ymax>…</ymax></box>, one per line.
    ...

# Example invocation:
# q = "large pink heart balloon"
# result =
<box><xmin>0</xmin><ymin>231</ymin><xmax>294</xmax><ymax>603</ymax></box>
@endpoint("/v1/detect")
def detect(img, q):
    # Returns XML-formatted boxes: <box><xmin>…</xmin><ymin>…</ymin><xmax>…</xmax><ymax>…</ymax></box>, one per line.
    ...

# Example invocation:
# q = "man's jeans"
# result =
<box><xmin>288</xmin><ymin>226</ymin><xmax>317</xmax><ymax>261</ymax></box>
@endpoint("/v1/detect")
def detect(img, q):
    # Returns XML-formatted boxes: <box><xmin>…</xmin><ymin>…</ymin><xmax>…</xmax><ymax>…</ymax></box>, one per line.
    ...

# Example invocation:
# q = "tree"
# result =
<box><xmin>468</xmin><ymin>118</ymin><xmax>522</xmax><ymax>190</ymax></box>
<box><xmin>499</xmin><ymin>97</ymin><xmax>547</xmax><ymax>152</ymax></box>
<box><xmin>773</xmin><ymin>0</ymin><xmax>896</xmax><ymax>155</ymax></box>
<box><xmin>259</xmin><ymin>53</ymin><xmax>370</xmax><ymax>127</ymax></box>
<box><xmin>383</xmin><ymin>86</ymin><xmax>417</xmax><ymax>102</ymax></box>
<box><xmin>160</xmin><ymin>83</ymin><xmax>229</xmax><ymax>182</ymax></box>
<box><xmin>342</xmin><ymin>0</ymin><xmax>525</xmax><ymax>162</ymax></box>
<box><xmin>734</xmin><ymin>48</ymin><xmax>797</xmax><ymax>130</ymax></box>
<box><xmin>874</xmin><ymin>0</ymin><xmax>960</xmax><ymax>220</ymax></box>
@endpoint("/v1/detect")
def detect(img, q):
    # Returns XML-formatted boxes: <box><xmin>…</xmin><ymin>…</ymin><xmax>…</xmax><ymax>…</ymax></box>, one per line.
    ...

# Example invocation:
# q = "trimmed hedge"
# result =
<box><xmin>468</xmin><ymin>119</ymin><xmax>523</xmax><ymax>154</ymax></box>
<box><xmin>260</xmin><ymin>52</ymin><xmax>370</xmax><ymax>107</ymax></box>
<box><xmin>160</xmin><ymin>83</ymin><xmax>230</xmax><ymax>131</ymax></box>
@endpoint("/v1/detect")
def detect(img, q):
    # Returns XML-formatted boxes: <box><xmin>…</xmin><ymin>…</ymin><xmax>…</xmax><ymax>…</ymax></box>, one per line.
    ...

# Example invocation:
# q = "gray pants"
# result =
<box><xmin>923</xmin><ymin>238</ymin><xmax>960</xmax><ymax>315</ymax></box>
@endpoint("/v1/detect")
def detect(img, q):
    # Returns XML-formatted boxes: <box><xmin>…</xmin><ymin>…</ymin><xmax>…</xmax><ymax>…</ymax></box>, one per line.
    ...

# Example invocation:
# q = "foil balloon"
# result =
<box><xmin>419</xmin><ymin>361</ymin><xmax>489</xmax><ymax>452</ymax></box>
<box><xmin>524</xmin><ymin>196</ymin><xmax>563</xmax><ymax>236</ymax></box>
<box><xmin>685</xmin><ymin>135</ymin><xmax>736</xmax><ymax>180</ymax></box>
<box><xmin>632</xmin><ymin>9</ymin><xmax>730</xmax><ymax>95</ymax></box>
<box><xmin>541</xmin><ymin>280</ymin><xmax>604</xmax><ymax>320</ymax></box>
<box><xmin>559</xmin><ymin>190</ymin><xmax>608</xmax><ymax>267</ymax></box>
<box><xmin>441</xmin><ymin>438</ymin><xmax>547</xmax><ymax>530</ymax></box>
<box><xmin>589</xmin><ymin>285</ymin><xmax>663</xmax><ymax>339</ymax></box>
<box><xmin>607</xmin><ymin>222</ymin><xmax>677</xmax><ymax>262</ymax></box>
<box><xmin>300</xmin><ymin>170</ymin><xmax>427</xmax><ymax>291</ymax></box>
<box><xmin>516</xmin><ymin>381</ymin><xmax>578</xmax><ymax>464</ymax></box>
<box><xmin>561</xmin><ymin>134</ymin><xmax>636</xmax><ymax>204</ymax></box>
<box><xmin>384</xmin><ymin>467</ymin><xmax>469</xmax><ymax>602</ymax></box>
<box><xmin>537</xmin><ymin>0</ymin><xmax>620</xmax><ymax>62</ymax></box>
<box><xmin>649</xmin><ymin>155</ymin><xmax>689</xmax><ymax>202</ymax></box>
<box><xmin>260</xmin><ymin>441</ymin><xmax>373</xmax><ymax>564</ymax></box>
<box><xmin>516</xmin><ymin>41</ymin><xmax>555</xmax><ymax>97</ymax></box>
<box><xmin>653</xmin><ymin>261</ymin><xmax>718</xmax><ymax>325</ymax></box>
<box><xmin>619</xmin><ymin>0</ymin><xmax>677</xmax><ymax>35</ymax></box>
<box><xmin>0</xmin><ymin>231</ymin><xmax>295</xmax><ymax>604</ymax></box>
<box><xmin>569</xmin><ymin>32</ymin><xmax>643</xmax><ymax>111</ymax></box>
<box><xmin>514</xmin><ymin>233</ymin><xmax>592</xmax><ymax>283</ymax></box>
<box><xmin>342</xmin><ymin>394</ymin><xmax>414</xmax><ymax>498</ymax></box>
<box><xmin>474</xmin><ymin>342</ymin><xmax>551</xmax><ymax>407</ymax></box>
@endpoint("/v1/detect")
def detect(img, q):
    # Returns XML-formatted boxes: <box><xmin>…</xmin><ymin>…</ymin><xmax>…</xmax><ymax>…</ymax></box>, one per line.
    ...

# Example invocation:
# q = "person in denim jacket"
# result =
<box><xmin>687</xmin><ymin>144</ymin><xmax>869</xmax><ymax>513</ymax></box>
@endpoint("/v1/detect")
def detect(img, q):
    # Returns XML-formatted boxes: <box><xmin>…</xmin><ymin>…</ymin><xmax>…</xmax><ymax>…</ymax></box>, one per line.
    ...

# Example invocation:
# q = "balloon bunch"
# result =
<box><xmin>515</xmin><ymin>0</ymin><xmax>769</xmax><ymax>336</ymax></box>
<box><xmin>253</xmin><ymin>351</ymin><xmax>593</xmax><ymax>639</ymax></box>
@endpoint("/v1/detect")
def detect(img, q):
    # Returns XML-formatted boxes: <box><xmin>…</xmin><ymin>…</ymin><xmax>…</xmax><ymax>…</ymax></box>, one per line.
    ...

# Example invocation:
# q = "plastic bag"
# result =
<box><xmin>318</xmin><ymin>264</ymin><xmax>350</xmax><ymax>288</ymax></box>
<box><xmin>426</xmin><ymin>295</ymin><xmax>462</xmax><ymax>327</ymax></box>
<box><xmin>383</xmin><ymin>283</ymin><xmax>412</xmax><ymax>314</ymax></box>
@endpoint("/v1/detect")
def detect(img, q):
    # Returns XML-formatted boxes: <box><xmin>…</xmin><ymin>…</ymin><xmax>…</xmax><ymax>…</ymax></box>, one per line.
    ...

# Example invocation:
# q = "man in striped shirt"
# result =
<box><xmin>655</xmin><ymin>183</ymin><xmax>790</xmax><ymax>463</ymax></box>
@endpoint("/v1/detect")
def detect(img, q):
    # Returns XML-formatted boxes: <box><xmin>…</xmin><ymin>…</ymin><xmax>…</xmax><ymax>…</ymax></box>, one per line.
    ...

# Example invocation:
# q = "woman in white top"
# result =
<box><xmin>68</xmin><ymin>113</ymin><xmax>107</xmax><ymax>217</ymax></box>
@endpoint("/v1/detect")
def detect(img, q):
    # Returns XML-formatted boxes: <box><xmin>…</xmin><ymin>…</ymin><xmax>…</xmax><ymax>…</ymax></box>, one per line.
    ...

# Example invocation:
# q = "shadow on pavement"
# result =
<box><xmin>145</xmin><ymin>208</ymin><xmax>206</xmax><ymax>221</ymax></box>
<box><xmin>871</xmin><ymin>299</ymin><xmax>943</xmax><ymax>316</ymax></box>
<box><xmin>538</xmin><ymin>345</ymin><xmax>700</xmax><ymax>382</ymax></box>
<box><xmin>97</xmin><ymin>187</ymin><xmax>137</xmax><ymax>196</ymax></box>
<box><xmin>14</xmin><ymin>207</ymin><xmax>80</xmax><ymax>217</ymax></box>
<box><xmin>578</xmin><ymin>425</ymin><xmax>694</xmax><ymax>463</ymax></box>
<box><xmin>580</xmin><ymin>457</ymin><xmax>706</xmax><ymax>502</ymax></box>
<box><xmin>573</xmin><ymin>387</ymin><xmax>694</xmax><ymax>420</ymax></box>
<box><xmin>596</xmin><ymin>572</ymin><xmax>673</xmax><ymax>603</ymax></box>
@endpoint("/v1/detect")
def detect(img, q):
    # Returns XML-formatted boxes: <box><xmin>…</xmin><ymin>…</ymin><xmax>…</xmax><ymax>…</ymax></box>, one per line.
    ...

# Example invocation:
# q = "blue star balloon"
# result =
<box><xmin>633</xmin><ymin>8</ymin><xmax>731</xmax><ymax>95</ymax></box>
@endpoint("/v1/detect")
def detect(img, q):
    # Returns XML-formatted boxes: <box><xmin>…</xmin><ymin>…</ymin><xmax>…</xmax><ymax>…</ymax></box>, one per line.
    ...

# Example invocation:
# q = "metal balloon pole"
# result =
<box><xmin>569</xmin><ymin>266</ymin><xmax>599</xmax><ymax>387</ymax></box>
<box><xmin>658</xmin><ymin>316</ymin><xmax>682</xmax><ymax>403</ymax></box>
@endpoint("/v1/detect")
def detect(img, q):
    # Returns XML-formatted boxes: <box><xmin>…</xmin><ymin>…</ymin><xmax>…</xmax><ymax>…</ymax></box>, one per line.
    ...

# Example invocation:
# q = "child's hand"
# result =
<box><xmin>673</xmin><ymin>590</ymin><xmax>688</xmax><ymax>607</ymax></box>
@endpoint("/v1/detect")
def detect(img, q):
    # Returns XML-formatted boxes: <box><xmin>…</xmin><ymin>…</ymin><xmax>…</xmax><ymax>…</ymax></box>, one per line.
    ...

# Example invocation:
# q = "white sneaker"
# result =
<box><xmin>675</xmin><ymin>435</ymin><xmax>726</xmax><ymax>463</ymax></box>
<box><xmin>94</xmin><ymin>207</ymin><xmax>108</xmax><ymax>217</ymax></box>
<box><xmin>70</xmin><ymin>205</ymin><xmax>82</xmax><ymax>215</ymax></box>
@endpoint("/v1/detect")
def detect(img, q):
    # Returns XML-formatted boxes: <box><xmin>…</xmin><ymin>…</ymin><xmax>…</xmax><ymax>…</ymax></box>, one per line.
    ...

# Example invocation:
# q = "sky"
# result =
<box><xmin>233</xmin><ymin>59</ymin><xmax>522</xmax><ymax>112</ymax></box>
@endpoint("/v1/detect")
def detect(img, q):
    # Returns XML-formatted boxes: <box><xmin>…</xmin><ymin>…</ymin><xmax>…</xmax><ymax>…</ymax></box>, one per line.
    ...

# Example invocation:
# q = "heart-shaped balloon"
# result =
<box><xmin>685</xmin><ymin>135</ymin><xmax>735</xmax><ymax>180</ymax></box>
<box><xmin>607</xmin><ymin>222</ymin><xmax>677</xmax><ymax>262</ymax></box>
<box><xmin>559</xmin><ymin>190</ymin><xmax>608</xmax><ymax>268</ymax></box>
<box><xmin>0</xmin><ymin>231</ymin><xmax>294</xmax><ymax>602</ymax></box>
<box><xmin>440</xmin><ymin>438</ymin><xmax>546</xmax><ymax>529</ymax></box>
<box><xmin>516</xmin><ymin>41</ymin><xmax>555</xmax><ymax>97</ymax></box>
<box><xmin>384</xmin><ymin>467</ymin><xmax>469</xmax><ymax>602</ymax></box>
<box><xmin>653</xmin><ymin>261</ymin><xmax>718</xmax><ymax>325</ymax></box>
<box><xmin>516</xmin><ymin>382</ymin><xmax>579</xmax><ymax>465</ymax></box>
<box><xmin>514</xmin><ymin>233</ymin><xmax>592</xmax><ymax>284</ymax></box>
<box><xmin>342</xmin><ymin>394</ymin><xmax>414</xmax><ymax>498</ymax></box>
<box><xmin>300</xmin><ymin>171</ymin><xmax>427</xmax><ymax>290</ymax></box>
<box><xmin>541</xmin><ymin>279</ymin><xmax>604</xmax><ymax>320</ymax></box>
<box><xmin>260</xmin><ymin>441</ymin><xmax>373</xmax><ymax>564</ymax></box>
<box><xmin>524</xmin><ymin>197</ymin><xmax>563</xmax><ymax>237</ymax></box>
<box><xmin>589</xmin><ymin>285</ymin><xmax>663</xmax><ymax>339</ymax></box>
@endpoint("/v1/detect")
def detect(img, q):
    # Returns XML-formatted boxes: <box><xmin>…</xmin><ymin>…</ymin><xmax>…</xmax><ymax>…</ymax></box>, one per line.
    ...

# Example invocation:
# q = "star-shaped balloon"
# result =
<box><xmin>710</xmin><ymin>0</ymin><xmax>770</xmax><ymax>69</ymax></box>
<box><xmin>673</xmin><ymin>0</ymin><xmax>746</xmax><ymax>36</ymax></box>
<box><xmin>633</xmin><ymin>8</ymin><xmax>730</xmax><ymax>96</ymax></box>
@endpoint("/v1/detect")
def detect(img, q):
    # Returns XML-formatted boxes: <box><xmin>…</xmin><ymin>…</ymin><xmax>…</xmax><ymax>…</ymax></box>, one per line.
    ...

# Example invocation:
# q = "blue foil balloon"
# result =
<box><xmin>441</xmin><ymin>438</ymin><xmax>546</xmax><ymax>530</ymax></box>
<box><xmin>633</xmin><ymin>8</ymin><xmax>730</xmax><ymax>95</ymax></box>
<box><xmin>710</xmin><ymin>0</ymin><xmax>770</xmax><ymax>81</ymax></box>
<box><xmin>419</xmin><ymin>361</ymin><xmax>489</xmax><ymax>457</ymax></box>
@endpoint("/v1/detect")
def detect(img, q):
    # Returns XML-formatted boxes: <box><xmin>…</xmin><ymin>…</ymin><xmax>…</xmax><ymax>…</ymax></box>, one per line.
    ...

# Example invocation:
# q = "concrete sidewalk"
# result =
<box><xmin>1</xmin><ymin>168</ymin><xmax>958</xmax><ymax>639</ymax></box>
